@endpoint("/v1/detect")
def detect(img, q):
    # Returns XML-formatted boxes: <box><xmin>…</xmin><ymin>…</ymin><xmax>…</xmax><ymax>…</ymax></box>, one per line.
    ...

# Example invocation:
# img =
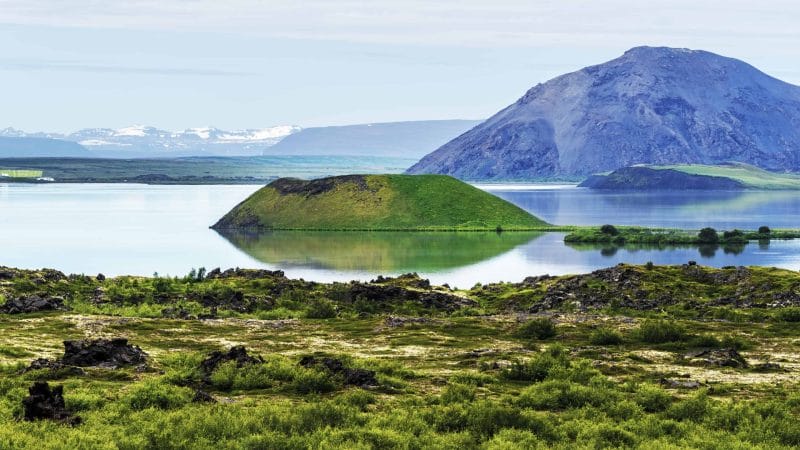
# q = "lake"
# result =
<box><xmin>3</xmin><ymin>183</ymin><xmax>800</xmax><ymax>285</ymax></box>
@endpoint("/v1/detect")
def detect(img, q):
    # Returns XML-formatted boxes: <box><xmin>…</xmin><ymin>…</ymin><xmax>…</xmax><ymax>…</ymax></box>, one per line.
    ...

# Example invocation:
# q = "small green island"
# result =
<box><xmin>212</xmin><ymin>174</ymin><xmax>551</xmax><ymax>231</ymax></box>
<box><xmin>581</xmin><ymin>163</ymin><xmax>800</xmax><ymax>190</ymax></box>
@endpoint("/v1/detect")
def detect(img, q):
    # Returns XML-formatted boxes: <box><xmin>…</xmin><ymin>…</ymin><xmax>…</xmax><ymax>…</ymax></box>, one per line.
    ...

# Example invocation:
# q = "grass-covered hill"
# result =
<box><xmin>212</xmin><ymin>174</ymin><xmax>549</xmax><ymax>231</ymax></box>
<box><xmin>582</xmin><ymin>162</ymin><xmax>800</xmax><ymax>190</ymax></box>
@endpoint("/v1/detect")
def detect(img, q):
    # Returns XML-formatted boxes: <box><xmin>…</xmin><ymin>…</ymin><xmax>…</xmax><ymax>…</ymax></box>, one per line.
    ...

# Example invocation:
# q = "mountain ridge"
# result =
<box><xmin>407</xmin><ymin>46</ymin><xmax>800</xmax><ymax>180</ymax></box>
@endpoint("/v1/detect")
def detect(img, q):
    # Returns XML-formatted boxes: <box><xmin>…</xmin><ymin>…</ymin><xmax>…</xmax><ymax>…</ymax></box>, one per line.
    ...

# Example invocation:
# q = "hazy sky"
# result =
<box><xmin>1</xmin><ymin>1</ymin><xmax>798</xmax><ymax>132</ymax></box>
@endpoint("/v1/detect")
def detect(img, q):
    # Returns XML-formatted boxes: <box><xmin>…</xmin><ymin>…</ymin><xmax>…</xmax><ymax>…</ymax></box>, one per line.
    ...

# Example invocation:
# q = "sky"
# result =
<box><xmin>0</xmin><ymin>0</ymin><xmax>799</xmax><ymax>132</ymax></box>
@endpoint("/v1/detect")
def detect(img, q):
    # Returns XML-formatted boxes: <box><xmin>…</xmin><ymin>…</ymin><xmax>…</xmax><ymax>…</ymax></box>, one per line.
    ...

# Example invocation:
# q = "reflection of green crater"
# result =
<box><xmin>219</xmin><ymin>230</ymin><xmax>543</xmax><ymax>272</ymax></box>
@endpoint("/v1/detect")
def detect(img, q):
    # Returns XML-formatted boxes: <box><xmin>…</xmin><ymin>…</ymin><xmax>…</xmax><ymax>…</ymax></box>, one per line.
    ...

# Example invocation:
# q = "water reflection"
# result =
<box><xmin>566</xmin><ymin>241</ymin><xmax>748</xmax><ymax>259</ymax></box>
<box><xmin>489</xmin><ymin>188</ymin><xmax>800</xmax><ymax>229</ymax></box>
<box><xmin>218</xmin><ymin>230</ymin><xmax>544</xmax><ymax>272</ymax></box>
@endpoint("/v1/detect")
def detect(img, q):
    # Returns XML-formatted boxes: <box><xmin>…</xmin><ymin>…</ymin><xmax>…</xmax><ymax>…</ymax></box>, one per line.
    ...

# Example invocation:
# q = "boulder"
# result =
<box><xmin>22</xmin><ymin>382</ymin><xmax>81</xmax><ymax>425</ymax></box>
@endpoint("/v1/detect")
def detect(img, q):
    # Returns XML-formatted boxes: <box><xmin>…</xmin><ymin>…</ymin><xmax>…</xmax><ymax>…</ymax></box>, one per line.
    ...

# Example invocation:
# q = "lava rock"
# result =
<box><xmin>192</xmin><ymin>389</ymin><xmax>217</xmax><ymax>403</ymax></box>
<box><xmin>0</xmin><ymin>294</ymin><xmax>65</xmax><ymax>314</ymax></box>
<box><xmin>200</xmin><ymin>346</ymin><xmax>264</xmax><ymax>375</ymax></box>
<box><xmin>161</xmin><ymin>307</ymin><xmax>194</xmax><ymax>320</ymax></box>
<box><xmin>61</xmin><ymin>338</ymin><xmax>148</xmax><ymax>368</ymax></box>
<box><xmin>22</xmin><ymin>382</ymin><xmax>81</xmax><ymax>425</ymax></box>
<box><xmin>299</xmin><ymin>356</ymin><xmax>378</xmax><ymax>387</ymax></box>
<box><xmin>685</xmin><ymin>348</ymin><xmax>748</xmax><ymax>368</ymax></box>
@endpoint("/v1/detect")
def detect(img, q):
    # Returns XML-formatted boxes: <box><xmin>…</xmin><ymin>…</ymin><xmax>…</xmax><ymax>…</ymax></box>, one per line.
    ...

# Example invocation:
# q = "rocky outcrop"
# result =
<box><xmin>0</xmin><ymin>294</ymin><xmax>66</xmax><ymax>314</ymax></box>
<box><xmin>408</xmin><ymin>46</ymin><xmax>800</xmax><ymax>180</ymax></box>
<box><xmin>27</xmin><ymin>339</ymin><xmax>148</xmax><ymax>371</ymax></box>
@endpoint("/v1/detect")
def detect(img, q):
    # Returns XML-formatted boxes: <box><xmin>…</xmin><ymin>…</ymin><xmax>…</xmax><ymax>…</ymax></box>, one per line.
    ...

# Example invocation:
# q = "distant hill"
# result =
<box><xmin>212</xmin><ymin>174</ymin><xmax>547</xmax><ymax>231</ymax></box>
<box><xmin>0</xmin><ymin>137</ymin><xmax>91</xmax><ymax>158</ymax></box>
<box><xmin>408</xmin><ymin>46</ymin><xmax>800</xmax><ymax>180</ymax></box>
<box><xmin>265</xmin><ymin>120</ymin><xmax>482</xmax><ymax>158</ymax></box>
<box><xmin>582</xmin><ymin>163</ymin><xmax>800</xmax><ymax>190</ymax></box>
<box><xmin>1</xmin><ymin>125</ymin><xmax>300</xmax><ymax>158</ymax></box>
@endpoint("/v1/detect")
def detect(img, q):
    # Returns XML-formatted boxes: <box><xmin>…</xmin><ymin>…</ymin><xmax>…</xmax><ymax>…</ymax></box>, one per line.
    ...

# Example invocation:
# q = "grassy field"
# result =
<box><xmin>213</xmin><ymin>174</ymin><xmax>552</xmax><ymax>231</ymax></box>
<box><xmin>654</xmin><ymin>163</ymin><xmax>800</xmax><ymax>189</ymax></box>
<box><xmin>1</xmin><ymin>264</ymin><xmax>800</xmax><ymax>448</ymax></box>
<box><xmin>0</xmin><ymin>169</ymin><xmax>43</xmax><ymax>178</ymax></box>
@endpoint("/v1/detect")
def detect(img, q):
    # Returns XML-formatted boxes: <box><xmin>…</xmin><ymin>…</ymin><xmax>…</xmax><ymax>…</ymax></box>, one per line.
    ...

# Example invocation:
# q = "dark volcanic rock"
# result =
<box><xmin>161</xmin><ymin>307</ymin><xmax>194</xmax><ymax>320</ymax></box>
<box><xmin>200</xmin><ymin>346</ymin><xmax>264</xmax><ymax>375</ymax></box>
<box><xmin>579</xmin><ymin>166</ymin><xmax>746</xmax><ymax>190</ymax></box>
<box><xmin>685</xmin><ymin>348</ymin><xmax>748</xmax><ymax>368</ymax></box>
<box><xmin>270</xmin><ymin>175</ymin><xmax>371</xmax><ymax>196</ymax></box>
<box><xmin>407</xmin><ymin>46</ymin><xmax>800</xmax><ymax>180</ymax></box>
<box><xmin>22</xmin><ymin>382</ymin><xmax>81</xmax><ymax>425</ymax></box>
<box><xmin>346</xmin><ymin>282</ymin><xmax>476</xmax><ymax>312</ymax></box>
<box><xmin>192</xmin><ymin>389</ymin><xmax>217</xmax><ymax>403</ymax></box>
<box><xmin>61</xmin><ymin>339</ymin><xmax>148</xmax><ymax>368</ymax></box>
<box><xmin>0</xmin><ymin>294</ymin><xmax>66</xmax><ymax>314</ymax></box>
<box><xmin>299</xmin><ymin>356</ymin><xmax>378</xmax><ymax>387</ymax></box>
<box><xmin>25</xmin><ymin>358</ymin><xmax>85</xmax><ymax>376</ymax></box>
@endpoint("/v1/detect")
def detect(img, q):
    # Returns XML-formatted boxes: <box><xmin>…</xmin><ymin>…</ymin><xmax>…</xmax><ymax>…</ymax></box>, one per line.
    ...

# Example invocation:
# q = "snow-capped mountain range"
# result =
<box><xmin>0</xmin><ymin>125</ymin><xmax>301</xmax><ymax>157</ymax></box>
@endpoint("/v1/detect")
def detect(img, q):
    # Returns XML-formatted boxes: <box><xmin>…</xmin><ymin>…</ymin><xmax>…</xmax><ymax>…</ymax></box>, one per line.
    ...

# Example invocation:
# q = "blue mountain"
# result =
<box><xmin>407</xmin><ymin>47</ymin><xmax>800</xmax><ymax>180</ymax></box>
<box><xmin>0</xmin><ymin>137</ymin><xmax>91</xmax><ymax>158</ymax></box>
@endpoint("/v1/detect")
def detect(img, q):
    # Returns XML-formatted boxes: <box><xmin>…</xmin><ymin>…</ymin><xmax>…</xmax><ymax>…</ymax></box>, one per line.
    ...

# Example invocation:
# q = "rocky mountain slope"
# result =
<box><xmin>407</xmin><ymin>46</ymin><xmax>800</xmax><ymax>180</ymax></box>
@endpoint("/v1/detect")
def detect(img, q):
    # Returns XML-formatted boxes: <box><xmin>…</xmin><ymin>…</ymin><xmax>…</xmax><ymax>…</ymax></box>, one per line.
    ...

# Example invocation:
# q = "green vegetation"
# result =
<box><xmin>2</xmin><ymin>263</ymin><xmax>800</xmax><ymax>447</ymax></box>
<box><xmin>213</xmin><ymin>174</ymin><xmax>551</xmax><ymax>231</ymax></box>
<box><xmin>656</xmin><ymin>162</ymin><xmax>800</xmax><ymax>190</ymax></box>
<box><xmin>0</xmin><ymin>156</ymin><xmax>415</xmax><ymax>184</ymax></box>
<box><xmin>0</xmin><ymin>169</ymin><xmax>43</xmax><ymax>178</ymax></box>
<box><xmin>564</xmin><ymin>224</ymin><xmax>798</xmax><ymax>246</ymax></box>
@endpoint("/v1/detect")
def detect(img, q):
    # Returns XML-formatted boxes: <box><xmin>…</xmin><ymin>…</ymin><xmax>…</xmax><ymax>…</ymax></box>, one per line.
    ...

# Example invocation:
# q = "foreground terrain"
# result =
<box><xmin>1</xmin><ymin>264</ymin><xmax>800</xmax><ymax>448</ymax></box>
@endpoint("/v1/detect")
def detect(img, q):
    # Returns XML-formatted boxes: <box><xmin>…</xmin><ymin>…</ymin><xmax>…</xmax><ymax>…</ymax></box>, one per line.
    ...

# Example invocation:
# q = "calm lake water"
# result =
<box><xmin>3</xmin><ymin>183</ymin><xmax>800</xmax><ymax>285</ymax></box>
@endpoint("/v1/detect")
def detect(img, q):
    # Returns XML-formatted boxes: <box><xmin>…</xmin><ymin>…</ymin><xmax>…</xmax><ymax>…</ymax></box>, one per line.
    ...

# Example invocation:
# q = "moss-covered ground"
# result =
<box><xmin>1</xmin><ymin>265</ymin><xmax>800</xmax><ymax>448</ymax></box>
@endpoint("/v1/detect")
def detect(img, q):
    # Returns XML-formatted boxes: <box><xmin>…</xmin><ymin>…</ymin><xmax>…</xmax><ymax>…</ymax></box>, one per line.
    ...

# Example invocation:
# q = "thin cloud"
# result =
<box><xmin>0</xmin><ymin>0</ymin><xmax>798</xmax><ymax>48</ymax></box>
<box><xmin>0</xmin><ymin>58</ymin><xmax>253</xmax><ymax>76</ymax></box>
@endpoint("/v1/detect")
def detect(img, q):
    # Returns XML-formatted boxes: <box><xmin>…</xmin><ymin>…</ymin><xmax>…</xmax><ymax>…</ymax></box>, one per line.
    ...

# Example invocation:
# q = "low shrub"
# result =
<box><xmin>122</xmin><ymin>379</ymin><xmax>193</xmax><ymax>410</ymax></box>
<box><xmin>634</xmin><ymin>384</ymin><xmax>673</xmax><ymax>413</ymax></box>
<box><xmin>515</xmin><ymin>318</ymin><xmax>557</xmax><ymax>340</ymax></box>
<box><xmin>776</xmin><ymin>307</ymin><xmax>800</xmax><ymax>322</ymax></box>
<box><xmin>634</xmin><ymin>320</ymin><xmax>688</xmax><ymax>344</ymax></box>
<box><xmin>589</xmin><ymin>327</ymin><xmax>624</xmax><ymax>345</ymax></box>
<box><xmin>306</xmin><ymin>297</ymin><xmax>337</xmax><ymax>319</ymax></box>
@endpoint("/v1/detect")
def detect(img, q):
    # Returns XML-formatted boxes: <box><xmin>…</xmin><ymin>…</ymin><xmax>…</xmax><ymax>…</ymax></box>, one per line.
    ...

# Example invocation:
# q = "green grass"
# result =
<box><xmin>214</xmin><ymin>174</ymin><xmax>551</xmax><ymax>231</ymax></box>
<box><xmin>0</xmin><ymin>169</ymin><xmax>43</xmax><ymax>178</ymax></box>
<box><xmin>653</xmin><ymin>162</ymin><xmax>800</xmax><ymax>190</ymax></box>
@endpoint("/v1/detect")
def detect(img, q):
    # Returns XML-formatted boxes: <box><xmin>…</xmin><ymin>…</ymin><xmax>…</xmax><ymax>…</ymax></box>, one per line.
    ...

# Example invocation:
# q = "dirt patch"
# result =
<box><xmin>270</xmin><ymin>175</ymin><xmax>369</xmax><ymax>197</ymax></box>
